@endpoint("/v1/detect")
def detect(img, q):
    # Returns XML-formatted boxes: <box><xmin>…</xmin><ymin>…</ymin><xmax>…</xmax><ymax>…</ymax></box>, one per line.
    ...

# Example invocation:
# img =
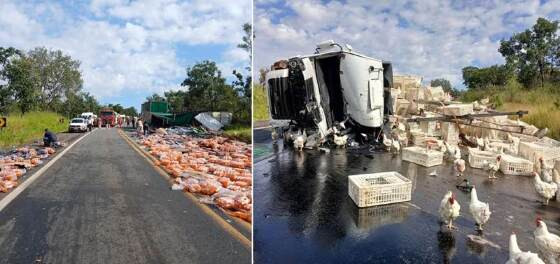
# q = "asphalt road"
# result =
<box><xmin>253</xmin><ymin>128</ymin><xmax>560</xmax><ymax>264</ymax></box>
<box><xmin>0</xmin><ymin>128</ymin><xmax>250</xmax><ymax>264</ymax></box>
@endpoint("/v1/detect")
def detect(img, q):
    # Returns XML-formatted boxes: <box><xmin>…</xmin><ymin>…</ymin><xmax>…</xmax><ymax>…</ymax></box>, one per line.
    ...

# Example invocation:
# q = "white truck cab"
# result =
<box><xmin>265</xmin><ymin>40</ymin><xmax>393</xmax><ymax>145</ymax></box>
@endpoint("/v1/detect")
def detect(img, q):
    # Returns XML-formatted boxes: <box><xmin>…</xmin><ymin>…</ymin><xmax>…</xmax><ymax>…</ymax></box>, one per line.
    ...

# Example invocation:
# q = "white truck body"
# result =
<box><xmin>265</xmin><ymin>41</ymin><xmax>392</xmax><ymax>141</ymax></box>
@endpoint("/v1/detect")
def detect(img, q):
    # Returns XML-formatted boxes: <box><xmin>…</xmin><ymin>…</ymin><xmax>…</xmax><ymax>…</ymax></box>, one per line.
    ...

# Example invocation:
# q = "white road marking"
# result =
<box><xmin>0</xmin><ymin>130</ymin><xmax>93</xmax><ymax>212</ymax></box>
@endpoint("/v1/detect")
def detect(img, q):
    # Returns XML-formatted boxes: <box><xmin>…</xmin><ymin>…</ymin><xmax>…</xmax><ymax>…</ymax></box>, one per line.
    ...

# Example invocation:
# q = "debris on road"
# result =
<box><xmin>0</xmin><ymin>146</ymin><xmax>57</xmax><ymax>193</ymax></box>
<box><xmin>136</xmin><ymin>127</ymin><xmax>252</xmax><ymax>222</ymax></box>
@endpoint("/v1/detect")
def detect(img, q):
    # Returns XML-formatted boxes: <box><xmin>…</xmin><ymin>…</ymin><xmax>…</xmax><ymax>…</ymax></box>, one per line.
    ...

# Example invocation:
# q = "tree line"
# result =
<box><xmin>146</xmin><ymin>23</ymin><xmax>252</xmax><ymax>124</ymax></box>
<box><xmin>0</xmin><ymin>47</ymin><xmax>101</xmax><ymax>118</ymax></box>
<box><xmin>462</xmin><ymin>17</ymin><xmax>560</xmax><ymax>90</ymax></box>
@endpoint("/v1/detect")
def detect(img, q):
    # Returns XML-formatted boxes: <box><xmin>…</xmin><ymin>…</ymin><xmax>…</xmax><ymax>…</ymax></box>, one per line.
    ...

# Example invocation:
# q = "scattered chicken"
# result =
<box><xmin>382</xmin><ymin>133</ymin><xmax>392</xmax><ymax>151</ymax></box>
<box><xmin>539</xmin><ymin>157</ymin><xmax>553</xmax><ymax>183</ymax></box>
<box><xmin>439</xmin><ymin>191</ymin><xmax>461</xmax><ymax>230</ymax></box>
<box><xmin>554</xmin><ymin>169</ymin><xmax>560</xmax><ymax>200</ymax></box>
<box><xmin>469</xmin><ymin>186</ymin><xmax>491</xmax><ymax>231</ymax></box>
<box><xmin>333</xmin><ymin>134</ymin><xmax>348</xmax><ymax>148</ymax></box>
<box><xmin>486</xmin><ymin>155</ymin><xmax>501</xmax><ymax>179</ymax></box>
<box><xmin>534</xmin><ymin>172</ymin><xmax>558</xmax><ymax>205</ymax></box>
<box><xmin>506</xmin><ymin>232</ymin><xmax>545</xmax><ymax>264</ymax></box>
<box><xmin>391</xmin><ymin>139</ymin><xmax>401</xmax><ymax>154</ymax></box>
<box><xmin>271</xmin><ymin>128</ymin><xmax>279</xmax><ymax>144</ymax></box>
<box><xmin>444</xmin><ymin>141</ymin><xmax>461</xmax><ymax>161</ymax></box>
<box><xmin>475</xmin><ymin>137</ymin><xmax>485</xmax><ymax>150</ymax></box>
<box><xmin>534</xmin><ymin>217</ymin><xmax>560</xmax><ymax>264</ymax></box>
<box><xmin>454</xmin><ymin>152</ymin><xmax>466</xmax><ymax>177</ymax></box>
<box><xmin>293</xmin><ymin>130</ymin><xmax>306</xmax><ymax>151</ymax></box>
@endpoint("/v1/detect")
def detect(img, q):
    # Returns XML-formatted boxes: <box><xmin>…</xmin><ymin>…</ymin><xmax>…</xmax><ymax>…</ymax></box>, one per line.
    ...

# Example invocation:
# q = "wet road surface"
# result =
<box><xmin>0</xmin><ymin>128</ymin><xmax>250</xmax><ymax>264</ymax></box>
<box><xmin>253</xmin><ymin>129</ymin><xmax>560</xmax><ymax>264</ymax></box>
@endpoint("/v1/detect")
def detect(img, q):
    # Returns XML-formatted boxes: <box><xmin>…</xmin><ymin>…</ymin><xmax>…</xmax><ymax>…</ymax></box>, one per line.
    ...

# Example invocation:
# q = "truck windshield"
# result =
<box><xmin>100</xmin><ymin>112</ymin><xmax>113</xmax><ymax>117</ymax></box>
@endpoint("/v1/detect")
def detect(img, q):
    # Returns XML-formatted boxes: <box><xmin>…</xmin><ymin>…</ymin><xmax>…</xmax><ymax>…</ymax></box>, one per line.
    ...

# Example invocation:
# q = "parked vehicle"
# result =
<box><xmin>99</xmin><ymin>108</ymin><xmax>116</xmax><ymax>127</ymax></box>
<box><xmin>69</xmin><ymin>118</ymin><xmax>88</xmax><ymax>132</ymax></box>
<box><xmin>265</xmin><ymin>40</ymin><xmax>393</xmax><ymax>146</ymax></box>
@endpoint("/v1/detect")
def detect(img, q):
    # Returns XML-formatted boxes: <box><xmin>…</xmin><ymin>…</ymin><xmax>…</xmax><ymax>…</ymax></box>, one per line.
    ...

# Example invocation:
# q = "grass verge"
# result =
<box><xmin>223</xmin><ymin>123</ymin><xmax>251</xmax><ymax>143</ymax></box>
<box><xmin>0</xmin><ymin>111</ymin><xmax>68</xmax><ymax>148</ymax></box>
<box><xmin>253</xmin><ymin>84</ymin><xmax>269</xmax><ymax>121</ymax></box>
<box><xmin>460</xmin><ymin>81</ymin><xmax>560</xmax><ymax>139</ymax></box>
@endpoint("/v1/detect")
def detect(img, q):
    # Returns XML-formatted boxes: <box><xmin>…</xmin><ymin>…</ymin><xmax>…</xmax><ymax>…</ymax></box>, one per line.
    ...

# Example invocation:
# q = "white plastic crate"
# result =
<box><xmin>440</xmin><ymin>104</ymin><xmax>473</xmax><ymax>116</ymax></box>
<box><xmin>441</xmin><ymin>122</ymin><xmax>459</xmax><ymax>144</ymax></box>
<box><xmin>467</xmin><ymin>148</ymin><xmax>498</xmax><ymax>169</ymax></box>
<box><xmin>402</xmin><ymin>146</ymin><xmax>443</xmax><ymax>167</ymax></box>
<box><xmin>499</xmin><ymin>154</ymin><xmax>533</xmax><ymax>176</ymax></box>
<box><xmin>395</xmin><ymin>98</ymin><xmax>410</xmax><ymax>116</ymax></box>
<box><xmin>518</xmin><ymin>141</ymin><xmax>560</xmax><ymax>162</ymax></box>
<box><xmin>348</xmin><ymin>172</ymin><xmax>412</xmax><ymax>207</ymax></box>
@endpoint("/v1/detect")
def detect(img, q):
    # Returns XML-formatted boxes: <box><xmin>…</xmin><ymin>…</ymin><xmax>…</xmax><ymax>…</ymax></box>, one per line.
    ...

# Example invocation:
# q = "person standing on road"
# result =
<box><xmin>144</xmin><ymin>122</ymin><xmax>149</xmax><ymax>136</ymax></box>
<box><xmin>137</xmin><ymin>119</ymin><xmax>143</xmax><ymax>136</ymax></box>
<box><xmin>133</xmin><ymin>116</ymin><xmax>137</xmax><ymax>129</ymax></box>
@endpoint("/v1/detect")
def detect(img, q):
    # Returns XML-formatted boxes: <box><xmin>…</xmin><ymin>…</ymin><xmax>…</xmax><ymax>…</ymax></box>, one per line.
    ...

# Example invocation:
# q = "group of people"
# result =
<box><xmin>136</xmin><ymin>118</ymin><xmax>149</xmax><ymax>137</ymax></box>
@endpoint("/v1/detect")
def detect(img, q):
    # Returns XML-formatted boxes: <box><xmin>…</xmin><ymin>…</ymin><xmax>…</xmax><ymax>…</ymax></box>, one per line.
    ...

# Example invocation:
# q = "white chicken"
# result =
<box><xmin>444</xmin><ymin>141</ymin><xmax>461</xmax><ymax>161</ymax></box>
<box><xmin>391</xmin><ymin>139</ymin><xmax>401</xmax><ymax>154</ymax></box>
<box><xmin>506</xmin><ymin>232</ymin><xmax>545</xmax><ymax>264</ymax></box>
<box><xmin>534</xmin><ymin>217</ymin><xmax>560</xmax><ymax>264</ymax></box>
<box><xmin>534</xmin><ymin>172</ymin><xmax>558</xmax><ymax>205</ymax></box>
<box><xmin>454</xmin><ymin>152</ymin><xmax>466</xmax><ymax>177</ymax></box>
<box><xmin>539</xmin><ymin>157</ymin><xmax>553</xmax><ymax>183</ymax></box>
<box><xmin>439</xmin><ymin>191</ymin><xmax>461</xmax><ymax>230</ymax></box>
<box><xmin>333</xmin><ymin>134</ymin><xmax>348</xmax><ymax>148</ymax></box>
<box><xmin>382</xmin><ymin>133</ymin><xmax>392</xmax><ymax>151</ymax></box>
<box><xmin>486</xmin><ymin>155</ymin><xmax>501</xmax><ymax>179</ymax></box>
<box><xmin>271</xmin><ymin>128</ymin><xmax>279</xmax><ymax>145</ymax></box>
<box><xmin>553</xmin><ymin>169</ymin><xmax>560</xmax><ymax>200</ymax></box>
<box><xmin>469</xmin><ymin>186</ymin><xmax>491</xmax><ymax>231</ymax></box>
<box><xmin>293</xmin><ymin>130</ymin><xmax>306</xmax><ymax>151</ymax></box>
<box><xmin>476</xmin><ymin>137</ymin><xmax>485</xmax><ymax>150</ymax></box>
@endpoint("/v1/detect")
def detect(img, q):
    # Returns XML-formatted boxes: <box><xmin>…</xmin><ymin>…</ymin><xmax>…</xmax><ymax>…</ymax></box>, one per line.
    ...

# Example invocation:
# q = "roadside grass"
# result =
<box><xmin>0</xmin><ymin>111</ymin><xmax>68</xmax><ymax>148</ymax></box>
<box><xmin>253</xmin><ymin>84</ymin><xmax>269</xmax><ymax>121</ymax></box>
<box><xmin>460</xmin><ymin>81</ymin><xmax>560</xmax><ymax>139</ymax></box>
<box><xmin>223</xmin><ymin>123</ymin><xmax>252</xmax><ymax>143</ymax></box>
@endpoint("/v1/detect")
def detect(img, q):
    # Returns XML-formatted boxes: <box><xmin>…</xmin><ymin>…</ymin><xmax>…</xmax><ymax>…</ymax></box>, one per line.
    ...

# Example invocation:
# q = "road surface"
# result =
<box><xmin>253</xmin><ymin>128</ymin><xmax>560</xmax><ymax>264</ymax></box>
<box><xmin>0</xmin><ymin>128</ymin><xmax>250</xmax><ymax>264</ymax></box>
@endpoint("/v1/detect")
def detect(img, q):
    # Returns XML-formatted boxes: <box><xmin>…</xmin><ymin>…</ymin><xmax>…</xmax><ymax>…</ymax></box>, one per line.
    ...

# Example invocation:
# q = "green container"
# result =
<box><xmin>142</xmin><ymin>101</ymin><xmax>169</xmax><ymax>113</ymax></box>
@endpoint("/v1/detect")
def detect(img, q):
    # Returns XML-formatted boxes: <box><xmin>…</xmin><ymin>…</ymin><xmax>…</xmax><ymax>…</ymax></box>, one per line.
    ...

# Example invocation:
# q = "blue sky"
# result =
<box><xmin>254</xmin><ymin>0</ymin><xmax>560</xmax><ymax>88</ymax></box>
<box><xmin>0</xmin><ymin>0</ymin><xmax>251</xmax><ymax>112</ymax></box>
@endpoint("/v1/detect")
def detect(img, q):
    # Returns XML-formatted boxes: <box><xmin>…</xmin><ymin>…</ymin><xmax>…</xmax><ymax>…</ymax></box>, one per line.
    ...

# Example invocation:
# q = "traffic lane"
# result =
<box><xmin>254</xmin><ymin>144</ymin><xmax>560</xmax><ymax>264</ymax></box>
<box><xmin>0</xmin><ymin>128</ymin><xmax>250</xmax><ymax>264</ymax></box>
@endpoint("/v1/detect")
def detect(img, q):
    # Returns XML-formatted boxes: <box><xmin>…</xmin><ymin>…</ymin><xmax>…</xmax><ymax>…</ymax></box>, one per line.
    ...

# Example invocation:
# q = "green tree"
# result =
<box><xmin>26</xmin><ymin>47</ymin><xmax>83</xmax><ymax>109</ymax></box>
<box><xmin>146</xmin><ymin>93</ymin><xmax>166</xmax><ymax>102</ymax></box>
<box><xmin>122</xmin><ymin>107</ymin><xmax>138</xmax><ymax>117</ymax></box>
<box><xmin>237</xmin><ymin>23</ymin><xmax>252</xmax><ymax>63</ymax></box>
<box><xmin>4</xmin><ymin>57</ymin><xmax>38</xmax><ymax>114</ymax></box>
<box><xmin>181</xmin><ymin>60</ymin><xmax>236</xmax><ymax>112</ymax></box>
<box><xmin>462</xmin><ymin>65</ymin><xmax>512</xmax><ymax>89</ymax></box>
<box><xmin>0</xmin><ymin>47</ymin><xmax>22</xmax><ymax>114</ymax></box>
<box><xmin>107</xmin><ymin>103</ymin><xmax>124</xmax><ymax>114</ymax></box>
<box><xmin>164</xmin><ymin>90</ymin><xmax>187</xmax><ymax>112</ymax></box>
<box><xmin>430</xmin><ymin>78</ymin><xmax>452</xmax><ymax>91</ymax></box>
<box><xmin>499</xmin><ymin>17</ymin><xmax>559</xmax><ymax>87</ymax></box>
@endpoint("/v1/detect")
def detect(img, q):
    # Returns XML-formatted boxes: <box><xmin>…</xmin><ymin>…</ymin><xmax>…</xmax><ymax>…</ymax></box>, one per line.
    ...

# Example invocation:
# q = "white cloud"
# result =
<box><xmin>255</xmin><ymin>0</ymin><xmax>560</xmax><ymax>88</ymax></box>
<box><xmin>0</xmin><ymin>0</ymin><xmax>250</xmax><ymax>108</ymax></box>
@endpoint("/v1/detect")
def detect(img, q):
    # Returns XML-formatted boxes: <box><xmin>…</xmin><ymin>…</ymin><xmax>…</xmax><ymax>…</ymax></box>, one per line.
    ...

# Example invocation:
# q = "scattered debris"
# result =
<box><xmin>137</xmin><ymin>128</ymin><xmax>252</xmax><ymax>222</ymax></box>
<box><xmin>0</xmin><ymin>146</ymin><xmax>58</xmax><ymax>193</ymax></box>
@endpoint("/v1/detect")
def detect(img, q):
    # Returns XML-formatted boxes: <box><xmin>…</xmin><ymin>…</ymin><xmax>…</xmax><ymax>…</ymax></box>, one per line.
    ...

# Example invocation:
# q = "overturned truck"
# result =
<box><xmin>266</xmin><ymin>40</ymin><xmax>393</xmax><ymax>147</ymax></box>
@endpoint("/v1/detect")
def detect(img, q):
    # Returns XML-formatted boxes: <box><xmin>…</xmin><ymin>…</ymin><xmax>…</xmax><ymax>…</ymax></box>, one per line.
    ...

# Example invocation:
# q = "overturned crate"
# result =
<box><xmin>467</xmin><ymin>148</ymin><xmax>498</xmax><ymax>169</ymax></box>
<box><xmin>348</xmin><ymin>172</ymin><xmax>412</xmax><ymax>208</ymax></box>
<box><xmin>402</xmin><ymin>146</ymin><xmax>443</xmax><ymax>167</ymax></box>
<box><xmin>499</xmin><ymin>154</ymin><xmax>533</xmax><ymax>176</ymax></box>
<box><xmin>440</xmin><ymin>103</ymin><xmax>473</xmax><ymax>116</ymax></box>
